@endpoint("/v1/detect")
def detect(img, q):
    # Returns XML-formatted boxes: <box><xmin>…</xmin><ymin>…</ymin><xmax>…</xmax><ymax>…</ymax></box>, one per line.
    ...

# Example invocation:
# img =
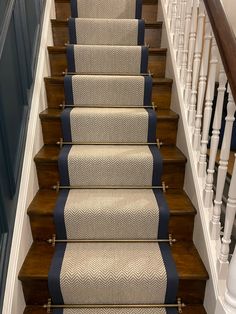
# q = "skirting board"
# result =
<box><xmin>2</xmin><ymin>1</ymin><xmax>55</xmax><ymax>313</ymax></box>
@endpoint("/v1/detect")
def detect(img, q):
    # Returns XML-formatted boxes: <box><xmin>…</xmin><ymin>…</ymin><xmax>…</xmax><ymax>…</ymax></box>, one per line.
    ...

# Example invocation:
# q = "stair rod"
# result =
<box><xmin>56</xmin><ymin>139</ymin><xmax>163</xmax><ymax>148</ymax></box>
<box><xmin>52</xmin><ymin>182</ymin><xmax>169</xmax><ymax>192</ymax></box>
<box><xmin>44</xmin><ymin>298</ymin><xmax>186</xmax><ymax>314</ymax></box>
<box><xmin>63</xmin><ymin>71</ymin><xmax>153</xmax><ymax>76</ymax></box>
<box><xmin>47</xmin><ymin>234</ymin><xmax>176</xmax><ymax>246</ymax></box>
<box><xmin>60</xmin><ymin>104</ymin><xmax>158</xmax><ymax>110</ymax></box>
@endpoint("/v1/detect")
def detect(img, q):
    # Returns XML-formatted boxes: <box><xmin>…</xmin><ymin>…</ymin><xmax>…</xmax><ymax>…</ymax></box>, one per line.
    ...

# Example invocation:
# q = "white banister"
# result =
<box><xmin>180</xmin><ymin>0</ymin><xmax>193</xmax><ymax>85</ymax></box>
<box><xmin>184</xmin><ymin>0</ymin><xmax>198</xmax><ymax>106</ymax></box>
<box><xmin>198</xmin><ymin>38</ymin><xmax>218</xmax><ymax>178</ymax></box>
<box><xmin>161</xmin><ymin>0</ymin><xmax>236</xmax><ymax>312</ymax></box>
<box><xmin>210</xmin><ymin>87</ymin><xmax>236</xmax><ymax>240</ymax></box>
<box><xmin>192</xmin><ymin>17</ymin><xmax>212</xmax><ymax>150</ymax></box>
<box><xmin>218</xmin><ymin>154</ymin><xmax>236</xmax><ymax>278</ymax></box>
<box><xmin>188</xmin><ymin>1</ymin><xmax>205</xmax><ymax>126</ymax></box>
<box><xmin>224</xmin><ymin>242</ymin><xmax>236</xmax><ymax>312</ymax></box>
<box><xmin>204</xmin><ymin>63</ymin><xmax>227</xmax><ymax>208</ymax></box>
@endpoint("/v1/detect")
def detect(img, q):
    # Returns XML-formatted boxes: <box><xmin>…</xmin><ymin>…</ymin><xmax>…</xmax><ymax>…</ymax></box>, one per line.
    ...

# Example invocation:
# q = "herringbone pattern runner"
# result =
<box><xmin>49</xmin><ymin>0</ymin><xmax>179</xmax><ymax>312</ymax></box>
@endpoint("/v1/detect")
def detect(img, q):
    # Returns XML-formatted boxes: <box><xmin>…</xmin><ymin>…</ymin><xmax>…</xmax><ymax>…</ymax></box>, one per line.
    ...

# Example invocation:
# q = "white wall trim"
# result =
<box><xmin>2</xmin><ymin>1</ymin><xmax>55</xmax><ymax>313</ymax></box>
<box><xmin>159</xmin><ymin>1</ymin><xmax>221</xmax><ymax>313</ymax></box>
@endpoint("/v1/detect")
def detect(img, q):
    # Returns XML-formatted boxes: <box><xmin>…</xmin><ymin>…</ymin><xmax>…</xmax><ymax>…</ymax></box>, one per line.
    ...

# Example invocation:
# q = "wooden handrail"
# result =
<box><xmin>203</xmin><ymin>0</ymin><xmax>236</xmax><ymax>102</ymax></box>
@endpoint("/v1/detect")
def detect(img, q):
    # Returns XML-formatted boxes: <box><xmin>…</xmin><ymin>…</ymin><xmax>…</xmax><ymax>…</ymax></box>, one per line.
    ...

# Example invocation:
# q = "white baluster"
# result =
<box><xmin>184</xmin><ymin>0</ymin><xmax>199</xmax><ymax>106</ymax></box>
<box><xmin>204</xmin><ymin>63</ymin><xmax>227</xmax><ymax>208</ymax></box>
<box><xmin>218</xmin><ymin>154</ymin><xmax>236</xmax><ymax>278</ymax></box>
<box><xmin>167</xmin><ymin>0</ymin><xmax>173</xmax><ymax>21</ymax></box>
<box><xmin>170</xmin><ymin>0</ymin><xmax>177</xmax><ymax>42</ymax></box>
<box><xmin>188</xmin><ymin>1</ymin><xmax>205</xmax><ymax>126</ymax></box>
<box><xmin>173</xmin><ymin>0</ymin><xmax>181</xmax><ymax>56</ymax></box>
<box><xmin>210</xmin><ymin>87</ymin><xmax>236</xmax><ymax>240</ymax></box>
<box><xmin>180</xmin><ymin>0</ymin><xmax>193</xmax><ymax>86</ymax></box>
<box><xmin>176</xmin><ymin>0</ymin><xmax>187</xmax><ymax>70</ymax></box>
<box><xmin>224</xmin><ymin>244</ymin><xmax>236</xmax><ymax>312</ymax></box>
<box><xmin>192</xmin><ymin>17</ymin><xmax>212</xmax><ymax>150</ymax></box>
<box><xmin>198</xmin><ymin>38</ymin><xmax>218</xmax><ymax>177</ymax></box>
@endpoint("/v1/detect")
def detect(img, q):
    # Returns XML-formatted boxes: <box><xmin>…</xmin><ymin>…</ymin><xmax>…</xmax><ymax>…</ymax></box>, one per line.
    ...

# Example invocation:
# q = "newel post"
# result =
<box><xmin>224</xmin><ymin>243</ymin><xmax>236</xmax><ymax>313</ymax></box>
<box><xmin>218</xmin><ymin>154</ymin><xmax>236</xmax><ymax>278</ymax></box>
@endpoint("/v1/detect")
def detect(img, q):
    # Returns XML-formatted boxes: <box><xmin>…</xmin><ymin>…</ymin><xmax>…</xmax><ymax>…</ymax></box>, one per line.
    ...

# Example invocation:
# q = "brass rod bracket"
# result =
<box><xmin>177</xmin><ymin>298</ymin><xmax>186</xmax><ymax>313</ymax></box>
<box><xmin>156</xmin><ymin>139</ymin><xmax>163</xmax><ymax>149</ymax></box>
<box><xmin>152</xmin><ymin>102</ymin><xmax>158</xmax><ymax>111</ymax></box>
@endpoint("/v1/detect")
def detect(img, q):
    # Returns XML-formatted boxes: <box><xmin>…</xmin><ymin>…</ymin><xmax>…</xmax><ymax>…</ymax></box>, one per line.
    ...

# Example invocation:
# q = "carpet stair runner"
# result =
<box><xmin>20</xmin><ymin>0</ymin><xmax>208</xmax><ymax>313</ymax></box>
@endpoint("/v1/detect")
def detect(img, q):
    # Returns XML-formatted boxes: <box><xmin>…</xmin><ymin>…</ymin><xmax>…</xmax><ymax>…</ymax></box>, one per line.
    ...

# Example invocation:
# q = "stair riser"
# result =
<box><xmin>21</xmin><ymin>278</ymin><xmax>206</xmax><ymax>305</ymax></box>
<box><xmin>52</xmin><ymin>22</ymin><xmax>162</xmax><ymax>48</ymax></box>
<box><xmin>48</xmin><ymin>49</ymin><xmax>167</xmax><ymax>78</ymax></box>
<box><xmin>35</xmin><ymin>159</ymin><xmax>186</xmax><ymax>189</ymax></box>
<box><xmin>44</xmin><ymin>79</ymin><xmax>172</xmax><ymax>110</ymax></box>
<box><xmin>40</xmin><ymin>116</ymin><xmax>178</xmax><ymax>145</ymax></box>
<box><xmin>29</xmin><ymin>212</ymin><xmax>195</xmax><ymax>241</ymax></box>
<box><xmin>55</xmin><ymin>1</ymin><xmax>159</xmax><ymax>22</ymax></box>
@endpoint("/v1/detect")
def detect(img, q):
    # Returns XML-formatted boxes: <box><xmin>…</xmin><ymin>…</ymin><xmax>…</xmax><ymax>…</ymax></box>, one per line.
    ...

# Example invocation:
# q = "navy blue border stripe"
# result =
<box><xmin>135</xmin><ymin>0</ymin><xmax>142</xmax><ymax>19</ymax></box>
<box><xmin>159</xmin><ymin>243</ymin><xmax>179</xmax><ymax>304</ymax></box>
<box><xmin>141</xmin><ymin>46</ymin><xmax>148</xmax><ymax>73</ymax></box>
<box><xmin>61</xmin><ymin>108</ymin><xmax>72</xmax><ymax>142</ymax></box>
<box><xmin>153</xmin><ymin>190</ymin><xmax>170</xmax><ymax>239</ymax></box>
<box><xmin>66</xmin><ymin>45</ymin><xmax>75</xmax><ymax>73</ymax></box>
<box><xmin>70</xmin><ymin>0</ymin><xmax>78</xmax><ymax>18</ymax></box>
<box><xmin>53</xmin><ymin>309</ymin><xmax>64</xmax><ymax>314</ymax></box>
<box><xmin>148</xmin><ymin>145</ymin><xmax>163</xmax><ymax>185</ymax></box>
<box><xmin>146</xmin><ymin>108</ymin><xmax>156</xmax><ymax>142</ymax></box>
<box><xmin>144</xmin><ymin>75</ymin><xmax>152</xmax><ymax>106</ymax></box>
<box><xmin>68</xmin><ymin>18</ymin><xmax>77</xmax><ymax>44</ymax></box>
<box><xmin>137</xmin><ymin>20</ymin><xmax>145</xmax><ymax>45</ymax></box>
<box><xmin>54</xmin><ymin>190</ymin><xmax>69</xmax><ymax>239</ymax></box>
<box><xmin>58</xmin><ymin>145</ymin><xmax>72</xmax><ymax>186</ymax></box>
<box><xmin>166</xmin><ymin>309</ymin><xmax>178</xmax><ymax>314</ymax></box>
<box><xmin>64</xmin><ymin>75</ymin><xmax>74</xmax><ymax>106</ymax></box>
<box><xmin>48</xmin><ymin>243</ymin><xmax>67</xmax><ymax>304</ymax></box>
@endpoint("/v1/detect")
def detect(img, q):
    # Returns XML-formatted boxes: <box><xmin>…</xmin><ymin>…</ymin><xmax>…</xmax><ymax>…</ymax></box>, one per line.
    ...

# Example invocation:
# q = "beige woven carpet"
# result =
<box><xmin>53</xmin><ymin>309</ymin><xmax>171</xmax><ymax>314</ymax></box>
<box><xmin>66</xmin><ymin>45</ymin><xmax>148</xmax><ymax>75</ymax></box>
<box><xmin>71</xmin><ymin>0</ymin><xmax>140</xmax><ymax>19</ymax></box>
<box><xmin>64</xmin><ymin>75</ymin><xmax>152</xmax><ymax>107</ymax></box>
<box><xmin>69</xmin><ymin>18</ymin><xmax>144</xmax><ymax>46</ymax></box>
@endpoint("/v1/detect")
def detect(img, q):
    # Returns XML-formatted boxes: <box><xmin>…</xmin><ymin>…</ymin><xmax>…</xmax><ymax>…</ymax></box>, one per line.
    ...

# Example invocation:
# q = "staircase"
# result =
<box><xmin>19</xmin><ymin>0</ymin><xmax>208</xmax><ymax>313</ymax></box>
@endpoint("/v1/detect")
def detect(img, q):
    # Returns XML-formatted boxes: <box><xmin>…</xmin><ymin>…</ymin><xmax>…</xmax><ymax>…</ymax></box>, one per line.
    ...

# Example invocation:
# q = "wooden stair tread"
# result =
<box><xmin>24</xmin><ymin>305</ymin><xmax>207</xmax><ymax>314</ymax></box>
<box><xmin>51</xmin><ymin>19</ymin><xmax>163</xmax><ymax>28</ymax></box>
<box><xmin>47</xmin><ymin>46</ymin><xmax>167</xmax><ymax>54</ymax></box>
<box><xmin>44</xmin><ymin>76</ymin><xmax>173</xmax><ymax>85</ymax></box>
<box><xmin>34</xmin><ymin>145</ymin><xmax>187</xmax><ymax>164</ymax></box>
<box><xmin>28</xmin><ymin>188</ymin><xmax>195</xmax><ymax>217</ymax></box>
<box><xmin>19</xmin><ymin>241</ymin><xmax>208</xmax><ymax>281</ymax></box>
<box><xmin>39</xmin><ymin>108</ymin><xmax>178</xmax><ymax>120</ymax></box>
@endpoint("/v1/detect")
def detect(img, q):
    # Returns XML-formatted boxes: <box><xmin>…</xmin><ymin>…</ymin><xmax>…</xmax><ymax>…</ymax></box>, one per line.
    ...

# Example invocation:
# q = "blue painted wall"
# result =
<box><xmin>0</xmin><ymin>0</ymin><xmax>45</xmax><ymax>309</ymax></box>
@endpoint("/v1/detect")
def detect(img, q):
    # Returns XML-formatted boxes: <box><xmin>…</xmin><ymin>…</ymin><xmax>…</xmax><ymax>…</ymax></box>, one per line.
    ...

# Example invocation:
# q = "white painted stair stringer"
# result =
<box><xmin>158</xmin><ymin>1</ymin><xmax>224</xmax><ymax>313</ymax></box>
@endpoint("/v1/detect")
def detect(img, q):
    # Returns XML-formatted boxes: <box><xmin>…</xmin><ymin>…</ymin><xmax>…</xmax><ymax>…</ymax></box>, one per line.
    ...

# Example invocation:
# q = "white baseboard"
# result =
<box><xmin>2</xmin><ymin>1</ymin><xmax>55</xmax><ymax>313</ymax></box>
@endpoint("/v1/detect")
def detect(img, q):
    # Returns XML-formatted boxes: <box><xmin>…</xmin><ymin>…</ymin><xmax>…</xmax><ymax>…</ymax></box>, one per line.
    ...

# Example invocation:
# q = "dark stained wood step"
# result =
<box><xmin>54</xmin><ymin>0</ymin><xmax>159</xmax><ymax>23</ymax></box>
<box><xmin>47</xmin><ymin>46</ymin><xmax>167</xmax><ymax>78</ymax></box>
<box><xmin>39</xmin><ymin>108</ymin><xmax>179</xmax><ymax>146</ymax></box>
<box><xmin>51</xmin><ymin>19</ymin><xmax>163</xmax><ymax>48</ymax></box>
<box><xmin>44</xmin><ymin>76</ymin><xmax>173</xmax><ymax>110</ymax></box>
<box><xmin>19</xmin><ymin>241</ymin><xmax>208</xmax><ymax>305</ymax></box>
<box><xmin>34</xmin><ymin>145</ymin><xmax>187</xmax><ymax>189</ymax></box>
<box><xmin>28</xmin><ymin>188</ymin><xmax>196</xmax><ymax>241</ymax></box>
<box><xmin>24</xmin><ymin>304</ymin><xmax>207</xmax><ymax>314</ymax></box>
